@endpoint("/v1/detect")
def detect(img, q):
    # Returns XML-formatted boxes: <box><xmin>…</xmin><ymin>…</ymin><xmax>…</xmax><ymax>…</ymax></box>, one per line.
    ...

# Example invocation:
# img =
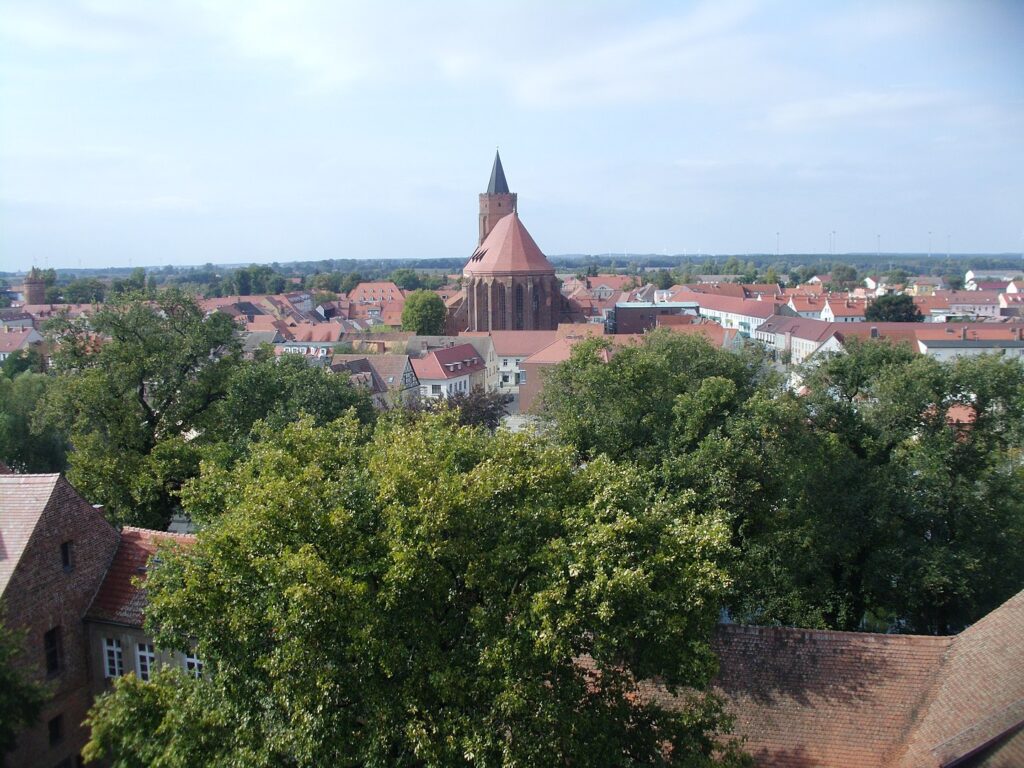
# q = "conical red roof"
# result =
<box><xmin>464</xmin><ymin>213</ymin><xmax>556</xmax><ymax>277</ymax></box>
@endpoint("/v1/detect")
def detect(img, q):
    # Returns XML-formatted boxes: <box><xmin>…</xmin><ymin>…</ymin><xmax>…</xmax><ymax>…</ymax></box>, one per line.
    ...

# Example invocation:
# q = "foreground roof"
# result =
<box><xmin>648</xmin><ymin>588</ymin><xmax>1024</xmax><ymax>768</ymax></box>
<box><xmin>710</xmin><ymin>625</ymin><xmax>951</xmax><ymax>767</ymax></box>
<box><xmin>87</xmin><ymin>527</ymin><xmax>195</xmax><ymax>628</ymax></box>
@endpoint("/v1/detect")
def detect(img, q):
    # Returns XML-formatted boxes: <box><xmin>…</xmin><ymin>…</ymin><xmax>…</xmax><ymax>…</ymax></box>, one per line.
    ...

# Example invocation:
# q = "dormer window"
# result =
<box><xmin>60</xmin><ymin>540</ymin><xmax>74</xmax><ymax>572</ymax></box>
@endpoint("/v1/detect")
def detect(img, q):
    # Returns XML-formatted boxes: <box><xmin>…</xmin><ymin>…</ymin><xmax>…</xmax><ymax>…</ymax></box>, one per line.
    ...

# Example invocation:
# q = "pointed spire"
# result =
<box><xmin>487</xmin><ymin>149</ymin><xmax>509</xmax><ymax>195</ymax></box>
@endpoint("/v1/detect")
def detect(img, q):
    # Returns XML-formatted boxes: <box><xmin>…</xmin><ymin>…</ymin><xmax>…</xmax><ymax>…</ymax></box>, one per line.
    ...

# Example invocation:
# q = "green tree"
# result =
<box><xmin>0</xmin><ymin>614</ymin><xmax>48</xmax><ymax>763</ymax></box>
<box><xmin>943</xmin><ymin>273</ymin><xmax>965</xmax><ymax>290</ymax></box>
<box><xmin>829</xmin><ymin>263</ymin><xmax>858</xmax><ymax>289</ymax></box>
<box><xmin>539</xmin><ymin>330</ymin><xmax>769</xmax><ymax>467</ymax></box>
<box><xmin>0</xmin><ymin>372</ymin><xmax>66</xmax><ymax>472</ymax></box>
<box><xmin>202</xmin><ymin>353</ymin><xmax>376</xmax><ymax>468</ymax></box>
<box><xmin>864</xmin><ymin>293</ymin><xmax>923</xmax><ymax>322</ymax></box>
<box><xmin>0</xmin><ymin>348</ymin><xmax>46</xmax><ymax>378</ymax></box>
<box><xmin>401</xmin><ymin>289</ymin><xmax>446</xmax><ymax>335</ymax></box>
<box><xmin>40</xmin><ymin>289</ymin><xmax>241</xmax><ymax>527</ymax></box>
<box><xmin>111</xmin><ymin>268</ymin><xmax>146</xmax><ymax>296</ymax></box>
<box><xmin>406</xmin><ymin>386</ymin><xmax>513</xmax><ymax>431</ymax></box>
<box><xmin>388</xmin><ymin>268</ymin><xmax>423</xmax><ymax>291</ymax></box>
<box><xmin>339</xmin><ymin>272</ymin><xmax>364</xmax><ymax>294</ymax></box>
<box><xmin>61</xmin><ymin>278</ymin><xmax>107</xmax><ymax>303</ymax></box>
<box><xmin>85</xmin><ymin>414</ymin><xmax>746</xmax><ymax>767</ymax></box>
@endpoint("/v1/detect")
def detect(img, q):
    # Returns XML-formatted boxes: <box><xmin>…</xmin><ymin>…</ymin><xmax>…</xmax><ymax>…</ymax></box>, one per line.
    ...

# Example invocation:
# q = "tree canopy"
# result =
<box><xmin>40</xmin><ymin>289</ymin><xmax>241</xmax><ymax>527</ymax></box>
<box><xmin>864</xmin><ymin>293</ymin><xmax>923</xmax><ymax>322</ymax></box>
<box><xmin>0</xmin><ymin>615</ymin><xmax>47</xmax><ymax>761</ymax></box>
<box><xmin>85</xmin><ymin>413</ymin><xmax>745</xmax><ymax>767</ymax></box>
<box><xmin>540</xmin><ymin>332</ymin><xmax>1024</xmax><ymax>634</ymax></box>
<box><xmin>401</xmin><ymin>290</ymin><xmax>447</xmax><ymax>335</ymax></box>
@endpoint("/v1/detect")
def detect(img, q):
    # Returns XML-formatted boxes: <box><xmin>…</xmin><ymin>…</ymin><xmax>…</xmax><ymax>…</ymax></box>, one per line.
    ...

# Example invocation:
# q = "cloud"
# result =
<box><xmin>766</xmin><ymin>89</ymin><xmax>952</xmax><ymax>131</ymax></box>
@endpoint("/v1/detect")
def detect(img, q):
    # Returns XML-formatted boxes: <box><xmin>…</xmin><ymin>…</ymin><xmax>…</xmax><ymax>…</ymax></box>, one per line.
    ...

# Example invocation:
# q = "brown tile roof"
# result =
<box><xmin>895</xmin><ymin>589</ymin><xmax>1024</xmax><ymax>768</ymax></box>
<box><xmin>86</xmin><ymin>527</ymin><xmax>195</xmax><ymax>628</ymax></box>
<box><xmin>0</xmin><ymin>473</ymin><xmax>61</xmax><ymax>594</ymax></box>
<box><xmin>707</xmin><ymin>625</ymin><xmax>951</xmax><ymax>768</ymax></box>
<box><xmin>348</xmin><ymin>282</ymin><xmax>404</xmax><ymax>303</ymax></box>
<box><xmin>463</xmin><ymin>213</ymin><xmax>556</xmax><ymax>277</ymax></box>
<box><xmin>645</xmin><ymin>589</ymin><xmax>1024</xmax><ymax>768</ymax></box>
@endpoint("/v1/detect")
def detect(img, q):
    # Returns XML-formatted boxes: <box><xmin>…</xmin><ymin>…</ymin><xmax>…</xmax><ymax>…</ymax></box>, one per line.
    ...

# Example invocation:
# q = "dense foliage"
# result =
<box><xmin>541</xmin><ymin>330</ymin><xmax>1024</xmax><ymax>634</ymax></box>
<box><xmin>0</xmin><ymin>615</ymin><xmax>47</xmax><ymax>762</ymax></box>
<box><xmin>404</xmin><ymin>386</ymin><xmax>514</xmax><ymax>431</ymax></box>
<box><xmin>85</xmin><ymin>414</ymin><xmax>747</xmax><ymax>767</ymax></box>
<box><xmin>864</xmin><ymin>293</ymin><xmax>923</xmax><ymax>322</ymax></box>
<box><xmin>35</xmin><ymin>290</ymin><xmax>374</xmax><ymax>528</ymax></box>
<box><xmin>401</xmin><ymin>289</ymin><xmax>447</xmax><ymax>335</ymax></box>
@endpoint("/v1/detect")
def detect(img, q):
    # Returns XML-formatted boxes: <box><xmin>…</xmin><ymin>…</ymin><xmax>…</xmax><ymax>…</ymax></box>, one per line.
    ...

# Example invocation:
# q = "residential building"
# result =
<box><xmin>694</xmin><ymin>295</ymin><xmax>788</xmax><ymax>337</ymax></box>
<box><xmin>331</xmin><ymin>353</ymin><xmax>419</xmax><ymax>405</ymax></box>
<box><xmin>0</xmin><ymin>326</ymin><xmax>43</xmax><ymax>360</ymax></box>
<box><xmin>821</xmin><ymin>298</ymin><xmax>867</xmax><ymax>323</ymax></box>
<box><xmin>612</xmin><ymin>301</ymin><xmax>700</xmax><ymax>334</ymax></box>
<box><xmin>410</xmin><ymin>343</ymin><xmax>487</xmax><ymax>398</ymax></box>
<box><xmin>0</xmin><ymin>473</ymin><xmax>120</xmax><ymax>768</ymax></box>
<box><xmin>85</xmin><ymin>528</ymin><xmax>199</xmax><ymax>697</ymax></box>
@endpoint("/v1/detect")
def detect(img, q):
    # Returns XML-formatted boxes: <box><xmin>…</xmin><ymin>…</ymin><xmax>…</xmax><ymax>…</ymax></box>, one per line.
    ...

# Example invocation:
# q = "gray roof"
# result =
<box><xmin>487</xmin><ymin>150</ymin><xmax>510</xmax><ymax>195</ymax></box>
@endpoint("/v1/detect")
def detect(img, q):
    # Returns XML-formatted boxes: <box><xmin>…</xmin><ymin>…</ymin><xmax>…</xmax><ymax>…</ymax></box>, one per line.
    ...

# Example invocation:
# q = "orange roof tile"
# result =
<box><xmin>87</xmin><ymin>527</ymin><xmax>195</xmax><ymax>628</ymax></box>
<box><xmin>463</xmin><ymin>213</ymin><xmax>555</xmax><ymax>277</ymax></box>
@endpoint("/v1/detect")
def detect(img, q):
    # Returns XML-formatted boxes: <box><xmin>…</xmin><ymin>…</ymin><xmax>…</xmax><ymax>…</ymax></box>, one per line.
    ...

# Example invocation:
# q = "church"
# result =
<box><xmin>458</xmin><ymin>152</ymin><xmax>568</xmax><ymax>332</ymax></box>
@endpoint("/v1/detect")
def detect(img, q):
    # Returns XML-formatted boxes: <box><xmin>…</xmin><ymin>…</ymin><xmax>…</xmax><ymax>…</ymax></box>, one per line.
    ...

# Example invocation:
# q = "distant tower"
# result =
<box><xmin>478</xmin><ymin>150</ymin><xmax>517</xmax><ymax>245</ymax></box>
<box><xmin>24</xmin><ymin>266</ymin><xmax>46</xmax><ymax>304</ymax></box>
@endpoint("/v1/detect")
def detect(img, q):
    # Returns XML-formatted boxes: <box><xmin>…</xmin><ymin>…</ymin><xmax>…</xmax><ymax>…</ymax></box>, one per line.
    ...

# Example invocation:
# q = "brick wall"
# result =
<box><xmin>3</xmin><ymin>478</ymin><xmax>119</xmax><ymax>768</ymax></box>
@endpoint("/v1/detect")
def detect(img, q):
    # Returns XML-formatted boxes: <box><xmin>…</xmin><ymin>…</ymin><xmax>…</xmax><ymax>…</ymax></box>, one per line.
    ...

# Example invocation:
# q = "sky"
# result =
<box><xmin>1</xmin><ymin>0</ymin><xmax>1022</xmax><ymax>272</ymax></box>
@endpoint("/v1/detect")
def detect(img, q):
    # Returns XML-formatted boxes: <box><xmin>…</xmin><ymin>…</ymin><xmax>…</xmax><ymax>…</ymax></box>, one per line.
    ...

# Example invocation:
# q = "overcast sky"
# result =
<box><xmin>1</xmin><ymin>0</ymin><xmax>1022</xmax><ymax>271</ymax></box>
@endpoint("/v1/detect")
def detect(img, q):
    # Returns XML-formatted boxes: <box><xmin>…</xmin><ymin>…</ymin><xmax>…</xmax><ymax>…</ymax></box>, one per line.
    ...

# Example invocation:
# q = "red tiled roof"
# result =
<box><xmin>87</xmin><ymin>527</ymin><xmax>195</xmax><ymax>628</ymax></box>
<box><xmin>0</xmin><ymin>473</ymin><xmax>61</xmax><ymax>593</ymax></box>
<box><xmin>463</xmin><ymin>213</ymin><xmax>556</xmax><ymax>277</ymax></box>
<box><xmin>0</xmin><ymin>327</ymin><xmax>41</xmax><ymax>354</ymax></box>
<box><xmin>348</xmin><ymin>282</ymin><xmax>404</xmax><ymax>303</ymax></box>
<box><xmin>461</xmin><ymin>330</ymin><xmax>559</xmax><ymax>357</ymax></box>
<box><xmin>410</xmin><ymin>343</ymin><xmax>485</xmax><ymax>381</ymax></box>
<box><xmin>695</xmin><ymin>294</ymin><xmax>782</xmax><ymax>319</ymax></box>
<box><xmin>656</xmin><ymin>317</ymin><xmax>736</xmax><ymax>347</ymax></box>
<box><xmin>825</xmin><ymin>298</ymin><xmax>868</xmax><ymax>317</ymax></box>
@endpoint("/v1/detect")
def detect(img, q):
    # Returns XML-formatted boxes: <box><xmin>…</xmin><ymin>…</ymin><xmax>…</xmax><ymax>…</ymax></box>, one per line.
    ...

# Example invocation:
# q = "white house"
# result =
<box><xmin>410</xmin><ymin>343</ymin><xmax>487</xmax><ymax>399</ymax></box>
<box><xmin>694</xmin><ymin>295</ymin><xmax>784</xmax><ymax>337</ymax></box>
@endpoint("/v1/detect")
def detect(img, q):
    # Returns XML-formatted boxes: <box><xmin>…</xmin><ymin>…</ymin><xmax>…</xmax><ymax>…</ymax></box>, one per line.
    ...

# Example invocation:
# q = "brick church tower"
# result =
<box><xmin>463</xmin><ymin>154</ymin><xmax>562</xmax><ymax>332</ymax></box>
<box><xmin>478</xmin><ymin>151</ymin><xmax>517</xmax><ymax>245</ymax></box>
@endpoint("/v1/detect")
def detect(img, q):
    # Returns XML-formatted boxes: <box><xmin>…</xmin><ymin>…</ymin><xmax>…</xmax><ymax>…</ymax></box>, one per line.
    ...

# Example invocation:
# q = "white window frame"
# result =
<box><xmin>104</xmin><ymin>637</ymin><xmax>124</xmax><ymax>678</ymax></box>
<box><xmin>184</xmin><ymin>651</ymin><xmax>203</xmax><ymax>678</ymax></box>
<box><xmin>136</xmin><ymin>642</ymin><xmax>155</xmax><ymax>681</ymax></box>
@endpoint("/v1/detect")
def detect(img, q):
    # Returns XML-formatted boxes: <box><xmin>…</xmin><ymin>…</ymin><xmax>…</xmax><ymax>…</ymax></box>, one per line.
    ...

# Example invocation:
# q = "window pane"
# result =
<box><xmin>104</xmin><ymin>637</ymin><xmax>123</xmax><ymax>678</ymax></box>
<box><xmin>137</xmin><ymin>643</ymin><xmax>155</xmax><ymax>681</ymax></box>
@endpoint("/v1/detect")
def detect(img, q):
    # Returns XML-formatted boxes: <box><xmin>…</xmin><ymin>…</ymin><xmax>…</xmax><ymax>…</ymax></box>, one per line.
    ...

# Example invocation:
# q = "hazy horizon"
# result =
<box><xmin>2</xmin><ymin>0</ymin><xmax>1022</xmax><ymax>272</ymax></box>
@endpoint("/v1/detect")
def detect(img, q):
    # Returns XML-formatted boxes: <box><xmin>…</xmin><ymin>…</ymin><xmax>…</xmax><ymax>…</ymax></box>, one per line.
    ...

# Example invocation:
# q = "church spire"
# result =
<box><xmin>487</xmin><ymin>150</ymin><xmax>509</xmax><ymax>195</ymax></box>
